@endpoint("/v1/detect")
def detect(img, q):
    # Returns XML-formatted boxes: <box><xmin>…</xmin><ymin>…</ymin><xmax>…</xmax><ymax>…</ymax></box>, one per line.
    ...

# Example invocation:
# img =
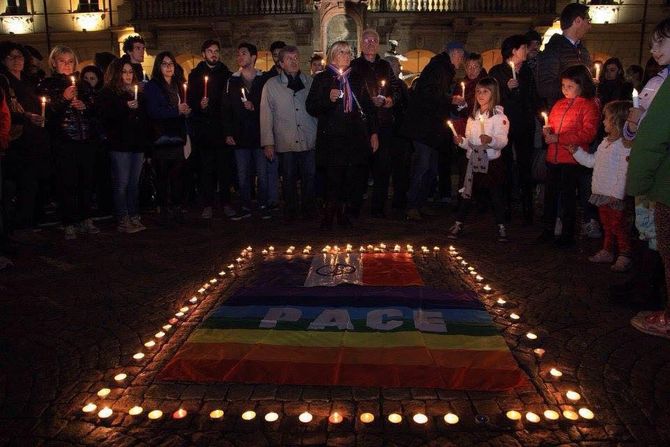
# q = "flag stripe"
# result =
<box><xmin>361</xmin><ymin>252</ymin><xmax>424</xmax><ymax>285</ymax></box>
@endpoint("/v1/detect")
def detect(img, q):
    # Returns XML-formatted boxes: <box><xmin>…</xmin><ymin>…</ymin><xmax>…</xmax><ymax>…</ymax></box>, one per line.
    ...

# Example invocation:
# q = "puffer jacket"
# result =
<box><xmin>38</xmin><ymin>73</ymin><xmax>96</xmax><ymax>142</ymax></box>
<box><xmin>545</xmin><ymin>96</ymin><xmax>599</xmax><ymax>165</ymax></box>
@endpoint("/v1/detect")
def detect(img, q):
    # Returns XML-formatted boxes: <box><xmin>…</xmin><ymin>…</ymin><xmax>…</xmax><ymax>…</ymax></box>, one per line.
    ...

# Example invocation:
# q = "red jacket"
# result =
<box><xmin>546</xmin><ymin>96</ymin><xmax>599</xmax><ymax>165</ymax></box>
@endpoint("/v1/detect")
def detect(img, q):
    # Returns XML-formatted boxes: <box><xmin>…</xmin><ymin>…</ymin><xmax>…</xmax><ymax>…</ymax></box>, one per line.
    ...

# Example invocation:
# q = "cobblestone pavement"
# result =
<box><xmin>1</xmin><ymin>204</ymin><xmax>669</xmax><ymax>447</ymax></box>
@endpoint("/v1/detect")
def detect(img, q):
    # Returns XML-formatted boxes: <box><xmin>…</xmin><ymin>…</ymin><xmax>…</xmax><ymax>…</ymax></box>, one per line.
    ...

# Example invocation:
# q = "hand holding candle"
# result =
<box><xmin>594</xmin><ymin>63</ymin><xmax>601</xmax><ymax>80</ymax></box>
<box><xmin>70</xmin><ymin>76</ymin><xmax>77</xmax><ymax>99</ymax></box>
<box><xmin>510</xmin><ymin>61</ymin><xmax>516</xmax><ymax>80</ymax></box>
<box><xmin>134</xmin><ymin>84</ymin><xmax>138</xmax><ymax>101</ymax></box>
<box><xmin>447</xmin><ymin>120</ymin><xmax>457</xmax><ymax>135</ymax></box>
<box><xmin>379</xmin><ymin>79</ymin><xmax>386</xmax><ymax>96</ymax></box>
<box><xmin>541</xmin><ymin>111</ymin><xmax>549</xmax><ymax>127</ymax></box>
<box><xmin>241</xmin><ymin>87</ymin><xmax>247</xmax><ymax>102</ymax></box>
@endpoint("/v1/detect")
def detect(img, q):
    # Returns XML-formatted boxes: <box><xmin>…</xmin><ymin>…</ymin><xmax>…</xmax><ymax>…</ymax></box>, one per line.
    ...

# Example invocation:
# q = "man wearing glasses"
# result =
<box><xmin>537</xmin><ymin>2</ymin><xmax>592</xmax><ymax>109</ymax></box>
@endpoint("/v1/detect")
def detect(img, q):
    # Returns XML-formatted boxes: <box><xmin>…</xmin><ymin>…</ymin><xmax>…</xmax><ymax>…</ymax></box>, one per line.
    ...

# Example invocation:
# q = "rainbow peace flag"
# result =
<box><xmin>159</xmin><ymin>253</ymin><xmax>526</xmax><ymax>390</ymax></box>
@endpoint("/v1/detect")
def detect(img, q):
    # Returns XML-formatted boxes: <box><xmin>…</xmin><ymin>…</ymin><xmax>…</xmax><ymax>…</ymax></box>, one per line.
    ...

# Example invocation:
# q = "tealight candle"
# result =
<box><xmin>114</xmin><ymin>373</ymin><xmax>127</xmax><ymax>382</ymax></box>
<box><xmin>483</xmin><ymin>284</ymin><xmax>491</xmax><ymax>292</ymax></box>
<box><xmin>268</xmin><ymin>246</ymin><xmax>275</xmax><ymax>252</ymax></box>
<box><xmin>526</xmin><ymin>332</ymin><xmax>538</xmax><ymax>340</ymax></box>
<box><xmin>510</xmin><ymin>313</ymin><xmax>520</xmax><ymax>320</ymax></box>
<box><xmin>189</xmin><ymin>297</ymin><xmax>198</xmax><ymax>303</ymax></box>
<box><xmin>133</xmin><ymin>352</ymin><xmax>145</xmax><ymax>360</ymax></box>
<box><xmin>155</xmin><ymin>331</ymin><xmax>165</xmax><ymax>338</ymax></box>
<box><xmin>163</xmin><ymin>324</ymin><xmax>172</xmax><ymax>331</ymax></box>
<box><xmin>525</xmin><ymin>411</ymin><xmax>540</xmax><ymax>423</ymax></box>
<box><xmin>549</xmin><ymin>368</ymin><xmax>563</xmax><ymax>378</ymax></box>
<box><xmin>262</xmin><ymin>250</ymin><xmax>268</xmax><ymax>255</ymax></box>
<box><xmin>265</xmin><ymin>411</ymin><xmax>279</xmax><ymax>422</ymax></box>
<box><xmin>172</xmin><ymin>408</ymin><xmax>187</xmax><ymax>419</ymax></box>
<box><xmin>505</xmin><ymin>410</ymin><xmax>522</xmax><ymax>421</ymax></box>
<box><xmin>329</xmin><ymin>411</ymin><xmax>343</xmax><ymax>424</ymax></box>
<box><xmin>98</xmin><ymin>407</ymin><xmax>113</xmax><ymax>418</ymax></box>
<box><xmin>562</xmin><ymin>410</ymin><xmax>578</xmax><ymax>420</ymax></box>
<box><xmin>533</xmin><ymin>348</ymin><xmax>545</xmax><ymax>357</ymax></box>
<box><xmin>388</xmin><ymin>413</ymin><xmax>402</xmax><ymax>423</ymax></box>
<box><xmin>209</xmin><ymin>409</ymin><xmax>224</xmax><ymax>419</ymax></box>
<box><xmin>544</xmin><ymin>410</ymin><xmax>560</xmax><ymax>421</ymax></box>
<box><xmin>299</xmin><ymin>411</ymin><xmax>313</xmax><ymax>423</ymax></box>
<box><xmin>412</xmin><ymin>413</ymin><xmax>428</xmax><ymax>424</ymax></box>
<box><xmin>444</xmin><ymin>413</ymin><xmax>459</xmax><ymax>424</ymax></box>
<box><xmin>475</xmin><ymin>275</ymin><xmax>483</xmax><ymax>281</ymax></box>
<box><xmin>497</xmin><ymin>298</ymin><xmax>506</xmax><ymax>305</ymax></box>
<box><xmin>209</xmin><ymin>278</ymin><xmax>217</xmax><ymax>284</ymax></box>
<box><xmin>360</xmin><ymin>412</ymin><xmax>375</xmax><ymax>423</ymax></box>
<box><xmin>219</xmin><ymin>271</ymin><xmax>226</xmax><ymax>276</ymax></box>
<box><xmin>227</xmin><ymin>264</ymin><xmax>234</xmax><ymax>269</ymax></box>
<box><xmin>129</xmin><ymin>406</ymin><xmax>143</xmax><ymax>416</ymax></box>
<box><xmin>578</xmin><ymin>408</ymin><xmax>594</xmax><ymax>420</ymax></box>
<box><xmin>198</xmin><ymin>288</ymin><xmax>205</xmax><ymax>293</ymax></box>
<box><xmin>180</xmin><ymin>306</ymin><xmax>189</xmax><ymax>312</ymax></box>
<box><xmin>175</xmin><ymin>312</ymin><xmax>184</xmax><ymax>318</ymax></box>
<box><xmin>148</xmin><ymin>410</ymin><xmax>163</xmax><ymax>420</ymax></box>
<box><xmin>82</xmin><ymin>403</ymin><xmax>97</xmax><ymax>413</ymax></box>
<box><xmin>241</xmin><ymin>410</ymin><xmax>256</xmax><ymax>420</ymax></box>
<box><xmin>566</xmin><ymin>390</ymin><xmax>581</xmax><ymax>401</ymax></box>
<box><xmin>144</xmin><ymin>340</ymin><xmax>156</xmax><ymax>348</ymax></box>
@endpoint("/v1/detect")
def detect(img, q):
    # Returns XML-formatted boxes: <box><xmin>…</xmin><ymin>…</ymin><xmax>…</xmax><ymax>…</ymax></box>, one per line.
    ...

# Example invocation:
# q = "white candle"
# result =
<box><xmin>447</xmin><ymin>120</ymin><xmax>457</xmax><ymax>135</ymax></box>
<box><xmin>594</xmin><ymin>63</ymin><xmax>601</xmax><ymax>80</ymax></box>
<box><xmin>541</xmin><ymin>111</ymin><xmax>549</xmax><ymax>127</ymax></box>
<box><xmin>70</xmin><ymin>76</ymin><xmax>77</xmax><ymax>99</ymax></box>
<box><xmin>510</xmin><ymin>61</ymin><xmax>516</xmax><ymax>80</ymax></box>
<box><xmin>379</xmin><ymin>79</ymin><xmax>386</xmax><ymax>96</ymax></box>
<box><xmin>40</xmin><ymin>96</ymin><xmax>46</xmax><ymax>118</ymax></box>
<box><xmin>479</xmin><ymin>114</ymin><xmax>485</xmax><ymax>134</ymax></box>
<box><xmin>134</xmin><ymin>84</ymin><xmax>138</xmax><ymax>101</ymax></box>
<box><xmin>632</xmin><ymin>88</ymin><xmax>639</xmax><ymax>108</ymax></box>
<box><xmin>461</xmin><ymin>81</ymin><xmax>466</xmax><ymax>96</ymax></box>
<box><xmin>241</xmin><ymin>87</ymin><xmax>247</xmax><ymax>102</ymax></box>
<box><xmin>182</xmin><ymin>83</ymin><xmax>188</xmax><ymax>104</ymax></box>
<box><xmin>204</xmin><ymin>75</ymin><xmax>209</xmax><ymax>98</ymax></box>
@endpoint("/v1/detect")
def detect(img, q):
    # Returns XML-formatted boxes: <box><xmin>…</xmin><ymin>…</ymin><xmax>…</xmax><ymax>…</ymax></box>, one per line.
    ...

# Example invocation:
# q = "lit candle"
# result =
<box><xmin>70</xmin><ymin>76</ymin><xmax>77</xmax><ymax>99</ymax></box>
<box><xmin>461</xmin><ymin>81</ymin><xmax>465</xmax><ymax>96</ymax></box>
<box><xmin>329</xmin><ymin>412</ymin><xmax>343</xmax><ymax>424</ymax></box>
<box><xmin>388</xmin><ymin>413</ymin><xmax>402</xmax><ymax>423</ymax></box>
<box><xmin>148</xmin><ymin>410</ymin><xmax>163</xmax><ymax>420</ymax></box>
<box><xmin>359</xmin><ymin>412</ymin><xmax>375</xmax><ymax>423</ymax></box>
<box><xmin>241</xmin><ymin>410</ymin><xmax>256</xmax><ymax>420</ymax></box>
<box><xmin>209</xmin><ymin>409</ymin><xmax>224</xmax><ymax>419</ymax></box>
<box><xmin>562</xmin><ymin>410</ymin><xmax>578</xmax><ymax>420</ymax></box>
<box><xmin>379</xmin><ymin>79</ymin><xmax>386</xmax><ymax>96</ymax></box>
<box><xmin>505</xmin><ymin>410</ymin><xmax>522</xmax><ymax>421</ymax></box>
<box><xmin>510</xmin><ymin>61</ymin><xmax>516</xmax><ymax>80</ymax></box>
<box><xmin>129</xmin><ymin>406</ymin><xmax>144</xmax><ymax>416</ymax></box>
<box><xmin>549</xmin><ymin>368</ymin><xmax>563</xmax><ymax>378</ymax></box>
<box><xmin>172</xmin><ymin>408</ymin><xmax>188</xmax><ymax>419</ymax></box>
<box><xmin>447</xmin><ymin>119</ymin><xmax>457</xmax><ymax>135</ymax></box>
<box><xmin>298</xmin><ymin>411</ymin><xmax>313</xmax><ymax>423</ymax></box>
<box><xmin>265</xmin><ymin>411</ymin><xmax>279</xmax><ymax>422</ymax></box>
<box><xmin>632</xmin><ymin>88</ymin><xmax>639</xmax><ymax>108</ymax></box>
<box><xmin>412</xmin><ymin>413</ymin><xmax>428</xmax><ymax>424</ymax></box>
<box><xmin>543</xmin><ymin>409</ymin><xmax>560</xmax><ymax>421</ymax></box>
<box><xmin>182</xmin><ymin>83</ymin><xmax>188</xmax><ymax>104</ymax></box>
<box><xmin>98</xmin><ymin>407</ymin><xmax>113</xmax><ymax>419</ymax></box>
<box><xmin>578</xmin><ymin>408</ymin><xmax>594</xmax><ymax>420</ymax></box>
<box><xmin>525</xmin><ymin>412</ymin><xmax>540</xmax><ymax>423</ymax></box>
<box><xmin>241</xmin><ymin>87</ymin><xmax>247</xmax><ymax>102</ymax></box>
<box><xmin>594</xmin><ymin>62</ymin><xmax>601</xmax><ymax>80</ymax></box>
<box><xmin>204</xmin><ymin>75</ymin><xmax>209</xmax><ymax>98</ymax></box>
<box><xmin>541</xmin><ymin>111</ymin><xmax>549</xmax><ymax>127</ymax></box>
<box><xmin>479</xmin><ymin>114</ymin><xmax>485</xmax><ymax>134</ymax></box>
<box><xmin>444</xmin><ymin>413</ymin><xmax>459</xmax><ymax>424</ymax></box>
<box><xmin>41</xmin><ymin>96</ymin><xmax>46</xmax><ymax>118</ymax></box>
<box><xmin>566</xmin><ymin>390</ymin><xmax>581</xmax><ymax>401</ymax></box>
<box><xmin>82</xmin><ymin>403</ymin><xmax>97</xmax><ymax>413</ymax></box>
<box><xmin>134</xmin><ymin>84</ymin><xmax>138</xmax><ymax>101</ymax></box>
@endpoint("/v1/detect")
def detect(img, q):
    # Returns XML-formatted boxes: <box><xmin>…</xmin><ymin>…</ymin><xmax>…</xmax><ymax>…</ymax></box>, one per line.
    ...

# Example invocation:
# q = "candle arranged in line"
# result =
<box><xmin>182</xmin><ymin>82</ymin><xmax>188</xmax><ymax>104</ymax></box>
<box><xmin>134</xmin><ymin>84</ymin><xmax>138</xmax><ymax>101</ymax></box>
<box><xmin>541</xmin><ymin>111</ymin><xmax>549</xmax><ymax>127</ymax></box>
<box><xmin>594</xmin><ymin>63</ymin><xmax>601</xmax><ymax>80</ymax></box>
<box><xmin>204</xmin><ymin>75</ymin><xmax>209</xmax><ymax>98</ymax></box>
<box><xmin>510</xmin><ymin>61</ymin><xmax>516</xmax><ymax>80</ymax></box>
<box><xmin>632</xmin><ymin>88</ymin><xmax>639</xmax><ymax>108</ymax></box>
<box><xmin>447</xmin><ymin>119</ymin><xmax>457</xmax><ymax>135</ymax></box>
<box><xmin>241</xmin><ymin>87</ymin><xmax>247</xmax><ymax>102</ymax></box>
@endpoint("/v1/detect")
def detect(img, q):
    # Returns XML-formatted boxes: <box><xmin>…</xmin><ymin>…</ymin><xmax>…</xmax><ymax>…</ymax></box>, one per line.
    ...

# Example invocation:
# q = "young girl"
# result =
<box><xmin>540</xmin><ymin>65</ymin><xmax>600</xmax><ymax>247</ymax></box>
<box><xmin>569</xmin><ymin>101</ymin><xmax>632</xmax><ymax>271</ymax></box>
<box><xmin>448</xmin><ymin>77</ymin><xmax>509</xmax><ymax>241</ymax></box>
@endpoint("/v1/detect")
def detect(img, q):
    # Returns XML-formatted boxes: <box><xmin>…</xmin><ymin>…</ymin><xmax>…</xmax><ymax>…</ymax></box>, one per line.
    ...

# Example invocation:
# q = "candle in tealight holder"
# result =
<box><xmin>114</xmin><ymin>373</ymin><xmax>127</xmax><ymax>382</ymax></box>
<box><xmin>209</xmin><ymin>278</ymin><xmax>217</xmax><ymax>284</ymax></box>
<box><xmin>483</xmin><ymin>284</ymin><xmax>491</xmax><ymax>292</ymax></box>
<box><xmin>475</xmin><ymin>275</ymin><xmax>483</xmax><ymax>282</ymax></box>
<box><xmin>209</xmin><ymin>409</ymin><xmax>224</xmax><ymax>419</ymax></box>
<box><xmin>175</xmin><ymin>311</ymin><xmax>184</xmax><ymax>318</ymax></box>
<box><xmin>433</xmin><ymin>246</ymin><xmax>440</xmax><ymax>252</ymax></box>
<box><xmin>180</xmin><ymin>306</ymin><xmax>189</xmax><ymax>312</ymax></box>
<box><xmin>262</xmin><ymin>249</ymin><xmax>268</xmax><ymax>255</ymax></box>
<box><xmin>543</xmin><ymin>409</ymin><xmax>560</xmax><ymax>421</ymax></box>
<box><xmin>82</xmin><ymin>403</ymin><xmax>97</xmax><ymax>413</ymax></box>
<box><xmin>133</xmin><ymin>352</ymin><xmax>145</xmax><ymax>360</ymax></box>
<box><xmin>505</xmin><ymin>410</ymin><xmax>522</xmax><ymax>421</ymax></box>
<box><xmin>388</xmin><ymin>413</ymin><xmax>402</xmax><ymax>423</ymax></box>
<box><xmin>328</xmin><ymin>411</ymin><xmax>343</xmax><ymax>424</ymax></box>
<box><xmin>467</xmin><ymin>266</ymin><xmax>474</xmax><ymax>271</ymax></box>
<box><xmin>269</xmin><ymin>246</ymin><xmax>275</xmax><ymax>252</ymax></box>
<box><xmin>246</xmin><ymin>246</ymin><xmax>253</xmax><ymax>251</ymax></box>
<box><xmin>144</xmin><ymin>340</ymin><xmax>156</xmax><ymax>348</ymax></box>
<box><xmin>219</xmin><ymin>271</ymin><xmax>226</xmax><ymax>276</ymax></box>
<box><xmin>533</xmin><ymin>348</ymin><xmax>545</xmax><ymax>357</ymax></box>
<box><xmin>525</xmin><ymin>412</ymin><xmax>540</xmax><ymax>423</ymax></box>
<box><xmin>198</xmin><ymin>288</ymin><xmax>205</xmax><ymax>293</ymax></box>
<box><xmin>549</xmin><ymin>368</ymin><xmax>563</xmax><ymax>378</ymax></box>
<box><xmin>359</xmin><ymin>412</ymin><xmax>375</xmax><ymax>423</ymax></box>
<box><xmin>496</xmin><ymin>298</ymin><xmax>506</xmax><ymax>305</ymax></box>
<box><xmin>241</xmin><ymin>410</ymin><xmax>256</xmax><ymax>421</ymax></box>
<box><xmin>566</xmin><ymin>390</ymin><xmax>581</xmax><ymax>401</ymax></box>
<box><xmin>460</xmin><ymin>260</ymin><xmax>467</xmax><ymax>266</ymax></box>
<box><xmin>509</xmin><ymin>312</ymin><xmax>520</xmax><ymax>320</ymax></box>
<box><xmin>97</xmin><ymin>388</ymin><xmax>111</xmax><ymax>398</ymax></box>
<box><xmin>129</xmin><ymin>406</ymin><xmax>143</xmax><ymax>416</ymax></box>
<box><xmin>227</xmin><ymin>264</ymin><xmax>235</xmax><ymax>269</ymax></box>
<box><xmin>562</xmin><ymin>409</ymin><xmax>578</xmax><ymax>421</ymax></box>
<box><xmin>265</xmin><ymin>411</ymin><xmax>279</xmax><ymax>422</ymax></box>
<box><xmin>172</xmin><ymin>408</ymin><xmax>188</xmax><ymax>419</ymax></box>
<box><xmin>456</xmin><ymin>256</ymin><xmax>463</xmax><ymax>260</ymax></box>
<box><xmin>162</xmin><ymin>324</ymin><xmax>172</xmax><ymax>331</ymax></box>
<box><xmin>98</xmin><ymin>407</ymin><xmax>113</xmax><ymax>419</ymax></box>
<box><xmin>412</xmin><ymin>413</ymin><xmax>428</xmax><ymax>424</ymax></box>
<box><xmin>148</xmin><ymin>409</ymin><xmax>163</xmax><ymax>420</ymax></box>
<box><xmin>470</xmin><ymin>270</ymin><xmax>477</xmax><ymax>276</ymax></box>
<box><xmin>448</xmin><ymin>245</ymin><xmax>455</xmax><ymax>251</ymax></box>
<box><xmin>394</xmin><ymin>244</ymin><xmax>401</xmax><ymax>252</ymax></box>
<box><xmin>578</xmin><ymin>408</ymin><xmax>594</xmax><ymax>420</ymax></box>
<box><xmin>359</xmin><ymin>246</ymin><xmax>366</xmax><ymax>252</ymax></box>
<box><xmin>168</xmin><ymin>317</ymin><xmax>178</xmax><ymax>324</ymax></box>
<box><xmin>526</xmin><ymin>332</ymin><xmax>538</xmax><ymax>340</ymax></box>
<box><xmin>189</xmin><ymin>296</ymin><xmax>198</xmax><ymax>303</ymax></box>
<box><xmin>299</xmin><ymin>411</ymin><xmax>313</xmax><ymax>423</ymax></box>
<box><xmin>444</xmin><ymin>413</ymin><xmax>459</xmax><ymax>424</ymax></box>
<box><xmin>155</xmin><ymin>331</ymin><xmax>165</xmax><ymax>338</ymax></box>
<box><xmin>303</xmin><ymin>248</ymin><xmax>310</xmax><ymax>254</ymax></box>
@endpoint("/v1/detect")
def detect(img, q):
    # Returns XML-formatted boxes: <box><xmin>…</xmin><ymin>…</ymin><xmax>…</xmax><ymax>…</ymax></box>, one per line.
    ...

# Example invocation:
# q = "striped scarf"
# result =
<box><xmin>328</xmin><ymin>64</ymin><xmax>353</xmax><ymax>113</ymax></box>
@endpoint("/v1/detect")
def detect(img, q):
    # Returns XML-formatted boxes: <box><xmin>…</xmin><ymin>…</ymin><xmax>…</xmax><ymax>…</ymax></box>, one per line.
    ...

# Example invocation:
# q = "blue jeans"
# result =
<box><xmin>278</xmin><ymin>150</ymin><xmax>316</xmax><ymax>214</ymax></box>
<box><xmin>110</xmin><ymin>151</ymin><xmax>144</xmax><ymax>219</ymax></box>
<box><xmin>235</xmin><ymin>147</ymin><xmax>268</xmax><ymax>208</ymax></box>
<box><xmin>407</xmin><ymin>140</ymin><xmax>439</xmax><ymax>209</ymax></box>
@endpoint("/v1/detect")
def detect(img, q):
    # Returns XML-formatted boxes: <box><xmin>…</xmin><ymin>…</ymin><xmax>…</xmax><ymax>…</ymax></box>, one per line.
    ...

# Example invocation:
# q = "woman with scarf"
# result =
<box><xmin>306</xmin><ymin>41</ymin><xmax>378</xmax><ymax>229</ymax></box>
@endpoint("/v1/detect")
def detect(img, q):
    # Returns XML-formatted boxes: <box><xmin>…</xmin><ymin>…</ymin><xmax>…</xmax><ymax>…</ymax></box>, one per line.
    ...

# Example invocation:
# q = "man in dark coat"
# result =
<box><xmin>401</xmin><ymin>41</ymin><xmax>464</xmax><ymax>220</ymax></box>
<box><xmin>350</xmin><ymin>28</ymin><xmax>400</xmax><ymax>218</ymax></box>
<box><xmin>187</xmin><ymin>39</ymin><xmax>232</xmax><ymax>219</ymax></box>
<box><xmin>537</xmin><ymin>2</ymin><xmax>592</xmax><ymax>109</ymax></box>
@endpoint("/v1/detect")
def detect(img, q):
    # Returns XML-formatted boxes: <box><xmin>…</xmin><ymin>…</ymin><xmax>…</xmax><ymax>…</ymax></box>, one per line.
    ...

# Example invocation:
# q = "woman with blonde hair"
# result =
<box><xmin>306</xmin><ymin>41</ymin><xmax>378</xmax><ymax>229</ymax></box>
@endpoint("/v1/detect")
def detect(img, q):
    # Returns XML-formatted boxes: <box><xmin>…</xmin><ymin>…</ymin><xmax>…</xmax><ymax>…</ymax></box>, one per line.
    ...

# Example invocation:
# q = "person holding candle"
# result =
<box><xmin>186</xmin><ymin>39</ymin><xmax>233</xmax><ymax>220</ymax></box>
<box><xmin>401</xmin><ymin>41</ymin><xmax>465</xmax><ymax>221</ymax></box>
<box><xmin>447</xmin><ymin>77</ymin><xmax>510</xmax><ymax>242</ymax></box>
<box><xmin>144</xmin><ymin>51</ymin><xmax>191</xmax><ymax>226</ymax></box>
<box><xmin>539</xmin><ymin>65</ymin><xmax>599</xmax><ymax>247</ymax></box>
<box><xmin>0</xmin><ymin>41</ymin><xmax>50</xmax><ymax>231</ymax></box>
<box><xmin>97</xmin><ymin>56</ymin><xmax>150</xmax><ymax>233</ymax></box>
<box><xmin>222</xmin><ymin>43</ymin><xmax>272</xmax><ymax>220</ymax></box>
<box><xmin>537</xmin><ymin>2</ymin><xmax>592</xmax><ymax>110</ymax></box>
<box><xmin>489</xmin><ymin>35</ymin><xmax>540</xmax><ymax>224</ymax></box>
<box><xmin>306</xmin><ymin>41</ymin><xmax>378</xmax><ymax>229</ymax></box>
<box><xmin>350</xmin><ymin>28</ymin><xmax>399</xmax><ymax>218</ymax></box>
<box><xmin>39</xmin><ymin>45</ymin><xmax>99</xmax><ymax>239</ymax></box>
<box><xmin>567</xmin><ymin>101</ymin><xmax>633</xmax><ymax>271</ymax></box>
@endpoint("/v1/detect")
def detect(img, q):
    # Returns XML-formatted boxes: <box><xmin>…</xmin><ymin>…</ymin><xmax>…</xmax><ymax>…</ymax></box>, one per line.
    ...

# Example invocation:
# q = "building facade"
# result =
<box><xmin>1</xmin><ymin>0</ymin><xmax>668</xmax><ymax>76</ymax></box>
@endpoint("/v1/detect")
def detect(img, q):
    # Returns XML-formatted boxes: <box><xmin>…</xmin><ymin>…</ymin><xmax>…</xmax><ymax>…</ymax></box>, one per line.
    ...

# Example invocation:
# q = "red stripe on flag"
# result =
<box><xmin>361</xmin><ymin>253</ymin><xmax>424</xmax><ymax>286</ymax></box>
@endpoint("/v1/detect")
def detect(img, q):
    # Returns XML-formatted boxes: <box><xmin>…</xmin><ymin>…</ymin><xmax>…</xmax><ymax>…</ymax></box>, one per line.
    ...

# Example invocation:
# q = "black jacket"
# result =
<box><xmin>489</xmin><ymin>62</ymin><xmax>540</xmax><ymax>131</ymax></box>
<box><xmin>38</xmin><ymin>73</ymin><xmax>96</xmax><ymax>142</ymax></box>
<box><xmin>96</xmin><ymin>87</ymin><xmax>150</xmax><ymax>153</ymax></box>
<box><xmin>186</xmin><ymin>60</ymin><xmax>231</xmax><ymax>128</ymax></box>
<box><xmin>306</xmin><ymin>67</ymin><xmax>378</xmax><ymax>167</ymax></box>
<box><xmin>400</xmin><ymin>52</ymin><xmax>456</xmax><ymax>148</ymax></box>
<box><xmin>537</xmin><ymin>34</ymin><xmax>591</xmax><ymax>109</ymax></box>
<box><xmin>222</xmin><ymin>70</ymin><xmax>266</xmax><ymax>148</ymax></box>
<box><xmin>350</xmin><ymin>54</ymin><xmax>399</xmax><ymax>128</ymax></box>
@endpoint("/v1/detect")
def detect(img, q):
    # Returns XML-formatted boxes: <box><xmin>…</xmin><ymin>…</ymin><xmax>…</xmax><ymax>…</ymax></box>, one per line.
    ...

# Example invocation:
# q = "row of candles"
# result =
<box><xmin>446</xmin><ymin>245</ymin><xmax>596</xmax><ymax>424</ymax></box>
<box><xmin>81</xmin><ymin>243</ymin><xmax>595</xmax><ymax>427</ymax></box>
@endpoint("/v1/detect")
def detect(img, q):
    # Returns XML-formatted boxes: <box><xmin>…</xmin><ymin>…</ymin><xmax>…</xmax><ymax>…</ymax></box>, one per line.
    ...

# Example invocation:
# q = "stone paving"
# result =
<box><xmin>1</xmin><ymin>205</ymin><xmax>669</xmax><ymax>446</ymax></box>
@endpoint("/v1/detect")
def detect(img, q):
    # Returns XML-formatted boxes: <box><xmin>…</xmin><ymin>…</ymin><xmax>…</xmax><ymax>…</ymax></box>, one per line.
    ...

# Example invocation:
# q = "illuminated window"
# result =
<box><xmin>4</xmin><ymin>0</ymin><xmax>29</xmax><ymax>15</ymax></box>
<box><xmin>77</xmin><ymin>0</ymin><xmax>100</xmax><ymax>13</ymax></box>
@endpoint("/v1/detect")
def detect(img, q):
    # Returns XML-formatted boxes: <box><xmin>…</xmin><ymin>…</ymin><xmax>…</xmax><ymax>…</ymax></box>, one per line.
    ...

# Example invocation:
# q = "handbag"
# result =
<box><xmin>1</xmin><ymin>74</ymin><xmax>25</xmax><ymax>141</ymax></box>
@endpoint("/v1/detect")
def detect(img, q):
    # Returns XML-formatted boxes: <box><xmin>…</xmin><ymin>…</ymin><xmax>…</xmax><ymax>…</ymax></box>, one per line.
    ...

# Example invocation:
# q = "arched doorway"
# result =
<box><xmin>404</xmin><ymin>49</ymin><xmax>435</xmax><ymax>74</ymax></box>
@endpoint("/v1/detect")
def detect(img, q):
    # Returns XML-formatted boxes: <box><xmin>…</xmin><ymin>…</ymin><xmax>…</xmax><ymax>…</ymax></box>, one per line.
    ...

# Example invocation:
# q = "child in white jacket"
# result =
<box><xmin>448</xmin><ymin>77</ymin><xmax>510</xmax><ymax>242</ymax></box>
<box><xmin>569</xmin><ymin>100</ymin><xmax>632</xmax><ymax>272</ymax></box>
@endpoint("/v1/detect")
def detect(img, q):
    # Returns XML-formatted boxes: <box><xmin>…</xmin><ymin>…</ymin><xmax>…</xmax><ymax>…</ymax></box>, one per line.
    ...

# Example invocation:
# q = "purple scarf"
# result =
<box><xmin>328</xmin><ymin>64</ymin><xmax>353</xmax><ymax>113</ymax></box>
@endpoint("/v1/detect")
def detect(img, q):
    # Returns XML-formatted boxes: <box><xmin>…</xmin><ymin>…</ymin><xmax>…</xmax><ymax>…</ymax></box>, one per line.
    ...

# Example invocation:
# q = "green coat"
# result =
<box><xmin>626</xmin><ymin>76</ymin><xmax>670</xmax><ymax>206</ymax></box>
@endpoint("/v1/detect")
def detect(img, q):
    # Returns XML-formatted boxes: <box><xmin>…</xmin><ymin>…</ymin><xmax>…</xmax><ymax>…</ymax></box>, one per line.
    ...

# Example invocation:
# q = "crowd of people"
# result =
<box><xmin>0</xmin><ymin>3</ymin><xmax>668</xmax><ymax>339</ymax></box>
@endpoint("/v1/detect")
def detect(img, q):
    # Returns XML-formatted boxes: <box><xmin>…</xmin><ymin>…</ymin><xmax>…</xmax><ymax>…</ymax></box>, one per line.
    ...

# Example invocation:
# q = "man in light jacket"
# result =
<box><xmin>260</xmin><ymin>46</ymin><xmax>317</xmax><ymax>221</ymax></box>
